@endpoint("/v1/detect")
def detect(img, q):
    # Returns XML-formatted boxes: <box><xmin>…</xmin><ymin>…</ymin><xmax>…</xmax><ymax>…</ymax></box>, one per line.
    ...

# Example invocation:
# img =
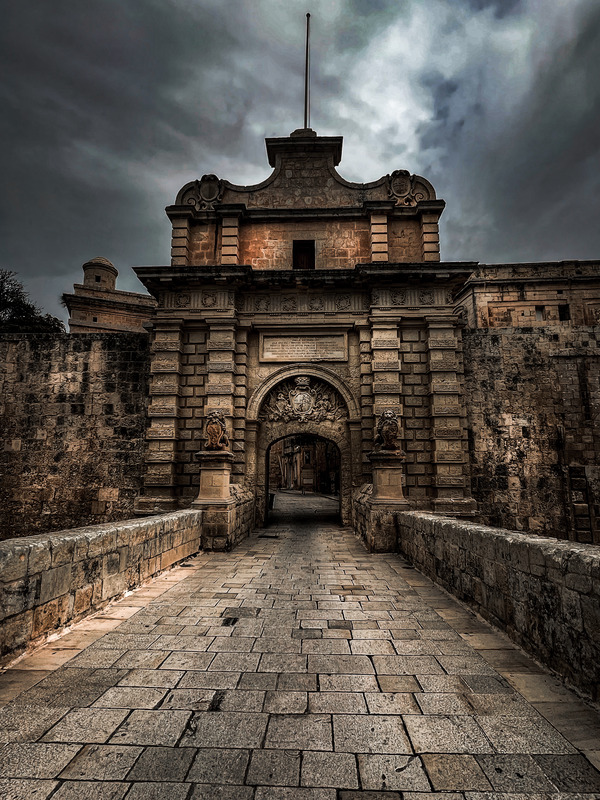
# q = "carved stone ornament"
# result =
<box><xmin>183</xmin><ymin>173</ymin><xmax>224</xmax><ymax>211</ymax></box>
<box><xmin>335</xmin><ymin>294</ymin><xmax>351</xmax><ymax>311</ymax></box>
<box><xmin>373</xmin><ymin>409</ymin><xmax>403</xmax><ymax>452</ymax></box>
<box><xmin>204</xmin><ymin>410</ymin><xmax>230</xmax><ymax>450</ymax></box>
<box><xmin>309</xmin><ymin>296</ymin><xmax>324</xmax><ymax>311</ymax></box>
<box><xmin>390</xmin><ymin>289</ymin><xmax>406</xmax><ymax>306</ymax></box>
<box><xmin>175</xmin><ymin>293</ymin><xmax>191</xmax><ymax>308</ymax></box>
<box><xmin>202</xmin><ymin>292</ymin><xmax>217</xmax><ymax>308</ymax></box>
<box><xmin>282</xmin><ymin>296</ymin><xmax>297</xmax><ymax>312</ymax></box>
<box><xmin>419</xmin><ymin>289</ymin><xmax>435</xmax><ymax>306</ymax></box>
<box><xmin>254</xmin><ymin>295</ymin><xmax>271</xmax><ymax>312</ymax></box>
<box><xmin>259</xmin><ymin>376</ymin><xmax>347</xmax><ymax>424</ymax></box>
<box><xmin>387</xmin><ymin>170</ymin><xmax>431</xmax><ymax>207</ymax></box>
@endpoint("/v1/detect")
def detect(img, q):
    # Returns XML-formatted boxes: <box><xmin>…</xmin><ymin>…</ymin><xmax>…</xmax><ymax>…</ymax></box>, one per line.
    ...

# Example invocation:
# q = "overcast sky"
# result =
<box><xmin>1</xmin><ymin>0</ymin><xmax>599</xmax><ymax>320</ymax></box>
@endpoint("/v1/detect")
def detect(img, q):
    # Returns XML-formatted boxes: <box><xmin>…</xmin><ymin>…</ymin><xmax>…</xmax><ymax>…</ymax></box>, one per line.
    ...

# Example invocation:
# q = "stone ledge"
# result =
<box><xmin>0</xmin><ymin>509</ymin><xmax>202</xmax><ymax>665</ymax></box>
<box><xmin>396</xmin><ymin>511</ymin><xmax>600</xmax><ymax>701</ymax></box>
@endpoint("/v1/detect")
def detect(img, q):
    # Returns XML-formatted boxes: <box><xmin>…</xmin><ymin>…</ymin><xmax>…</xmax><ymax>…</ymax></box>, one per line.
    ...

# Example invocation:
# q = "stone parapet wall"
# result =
<box><xmin>396</xmin><ymin>511</ymin><xmax>600</xmax><ymax>700</ymax></box>
<box><xmin>0</xmin><ymin>509</ymin><xmax>202</xmax><ymax>665</ymax></box>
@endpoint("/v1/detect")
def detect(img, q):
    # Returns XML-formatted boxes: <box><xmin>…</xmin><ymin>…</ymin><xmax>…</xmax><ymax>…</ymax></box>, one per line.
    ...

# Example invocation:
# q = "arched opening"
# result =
<box><xmin>266</xmin><ymin>434</ymin><xmax>341</xmax><ymax>524</ymax></box>
<box><xmin>248</xmin><ymin>370</ymin><xmax>361</xmax><ymax>527</ymax></box>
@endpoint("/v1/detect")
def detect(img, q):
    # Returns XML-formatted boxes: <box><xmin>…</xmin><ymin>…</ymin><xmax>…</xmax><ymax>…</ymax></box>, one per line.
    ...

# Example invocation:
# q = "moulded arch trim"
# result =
<box><xmin>247</xmin><ymin>364</ymin><xmax>360</xmax><ymax>422</ymax></box>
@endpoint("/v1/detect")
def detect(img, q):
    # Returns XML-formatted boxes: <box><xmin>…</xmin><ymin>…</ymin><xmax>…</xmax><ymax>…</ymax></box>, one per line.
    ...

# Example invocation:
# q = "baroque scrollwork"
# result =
<box><xmin>387</xmin><ymin>170</ymin><xmax>432</xmax><ymax>206</ymax></box>
<box><xmin>259</xmin><ymin>376</ymin><xmax>347</xmax><ymax>424</ymax></box>
<box><xmin>181</xmin><ymin>174</ymin><xmax>224</xmax><ymax>211</ymax></box>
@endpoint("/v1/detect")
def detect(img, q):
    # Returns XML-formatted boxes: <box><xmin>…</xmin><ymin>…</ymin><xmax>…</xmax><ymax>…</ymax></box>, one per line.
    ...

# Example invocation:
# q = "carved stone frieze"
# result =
<box><xmin>259</xmin><ymin>376</ymin><xmax>347</xmax><ymax>424</ymax></box>
<box><xmin>203</xmin><ymin>410</ymin><xmax>230</xmax><ymax>450</ymax></box>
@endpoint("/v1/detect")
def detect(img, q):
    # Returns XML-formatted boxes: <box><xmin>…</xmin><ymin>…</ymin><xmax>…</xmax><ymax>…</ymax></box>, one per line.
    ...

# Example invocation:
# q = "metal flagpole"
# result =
<box><xmin>304</xmin><ymin>12</ymin><xmax>311</xmax><ymax>129</ymax></box>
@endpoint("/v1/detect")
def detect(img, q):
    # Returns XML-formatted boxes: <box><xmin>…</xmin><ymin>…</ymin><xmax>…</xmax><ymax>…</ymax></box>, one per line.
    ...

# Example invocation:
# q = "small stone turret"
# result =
<box><xmin>82</xmin><ymin>256</ymin><xmax>118</xmax><ymax>290</ymax></box>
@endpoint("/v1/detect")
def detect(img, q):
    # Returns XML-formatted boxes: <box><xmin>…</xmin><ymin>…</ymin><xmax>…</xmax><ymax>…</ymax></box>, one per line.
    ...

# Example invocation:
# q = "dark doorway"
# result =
<box><xmin>266</xmin><ymin>434</ymin><xmax>341</xmax><ymax>523</ymax></box>
<box><xmin>293</xmin><ymin>240</ymin><xmax>315</xmax><ymax>270</ymax></box>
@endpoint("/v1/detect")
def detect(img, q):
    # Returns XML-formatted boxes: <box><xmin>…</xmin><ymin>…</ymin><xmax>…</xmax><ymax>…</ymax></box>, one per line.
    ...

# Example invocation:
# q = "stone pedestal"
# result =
<box><xmin>192</xmin><ymin>450</ymin><xmax>236</xmax><ymax>550</ymax></box>
<box><xmin>369</xmin><ymin>449</ymin><xmax>408</xmax><ymax>501</ymax></box>
<box><xmin>355</xmin><ymin>450</ymin><xmax>410</xmax><ymax>552</ymax></box>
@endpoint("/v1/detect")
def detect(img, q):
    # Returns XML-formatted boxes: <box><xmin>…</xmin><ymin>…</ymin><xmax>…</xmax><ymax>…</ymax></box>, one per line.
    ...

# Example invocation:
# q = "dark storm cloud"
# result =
<box><xmin>0</xmin><ymin>0</ymin><xmax>598</xmax><ymax>318</ymax></box>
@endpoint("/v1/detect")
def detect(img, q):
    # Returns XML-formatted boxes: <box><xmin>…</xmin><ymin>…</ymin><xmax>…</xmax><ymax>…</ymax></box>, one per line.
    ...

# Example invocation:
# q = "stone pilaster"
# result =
<box><xmin>358</xmin><ymin>322</ymin><xmax>374</xmax><ymax>482</ymax></box>
<box><xmin>220</xmin><ymin>216</ymin><xmax>240</xmax><ymax>265</ymax></box>
<box><xmin>170</xmin><ymin>215</ymin><xmax>191</xmax><ymax>266</ymax></box>
<box><xmin>370</xmin><ymin>213</ymin><xmax>388</xmax><ymax>262</ymax></box>
<box><xmin>232</xmin><ymin>328</ymin><xmax>248</xmax><ymax>481</ymax></box>
<box><xmin>136</xmin><ymin>322</ymin><xmax>183</xmax><ymax>513</ymax></box>
<box><xmin>204</xmin><ymin>321</ymin><xmax>238</xmax><ymax>481</ymax></box>
<box><xmin>421</xmin><ymin>212</ymin><xmax>440</xmax><ymax>262</ymax></box>
<box><xmin>426</xmin><ymin>317</ymin><xmax>476</xmax><ymax>515</ymax></box>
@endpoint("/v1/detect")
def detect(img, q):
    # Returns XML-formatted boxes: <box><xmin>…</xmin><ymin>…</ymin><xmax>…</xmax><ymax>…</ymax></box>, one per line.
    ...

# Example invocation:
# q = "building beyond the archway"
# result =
<box><xmin>2</xmin><ymin>125</ymin><xmax>599</xmax><ymax>545</ymax></box>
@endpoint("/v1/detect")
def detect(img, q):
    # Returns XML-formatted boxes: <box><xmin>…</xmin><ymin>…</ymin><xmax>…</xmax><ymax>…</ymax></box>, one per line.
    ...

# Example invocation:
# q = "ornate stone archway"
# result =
<box><xmin>246</xmin><ymin>368</ymin><xmax>361</xmax><ymax>525</ymax></box>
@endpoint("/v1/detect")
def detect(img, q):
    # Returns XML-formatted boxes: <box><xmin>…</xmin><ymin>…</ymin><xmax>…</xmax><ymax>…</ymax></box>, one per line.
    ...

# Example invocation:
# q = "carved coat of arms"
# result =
<box><xmin>260</xmin><ymin>377</ymin><xmax>346</xmax><ymax>424</ymax></box>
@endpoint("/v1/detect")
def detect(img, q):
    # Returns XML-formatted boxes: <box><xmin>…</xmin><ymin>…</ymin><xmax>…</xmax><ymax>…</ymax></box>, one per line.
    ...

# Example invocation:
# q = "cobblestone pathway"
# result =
<box><xmin>1</xmin><ymin>492</ymin><xmax>600</xmax><ymax>799</ymax></box>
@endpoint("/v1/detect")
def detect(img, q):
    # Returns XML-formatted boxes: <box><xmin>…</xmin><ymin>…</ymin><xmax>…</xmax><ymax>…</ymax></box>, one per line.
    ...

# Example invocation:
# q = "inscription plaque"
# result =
<box><xmin>260</xmin><ymin>333</ymin><xmax>347</xmax><ymax>362</ymax></box>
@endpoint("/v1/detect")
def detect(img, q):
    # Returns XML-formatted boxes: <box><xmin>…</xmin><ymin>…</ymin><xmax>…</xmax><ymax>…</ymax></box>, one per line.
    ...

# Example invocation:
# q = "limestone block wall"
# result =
<box><xmin>0</xmin><ymin>334</ymin><xmax>150</xmax><ymax>539</ymax></box>
<box><xmin>238</xmin><ymin>219</ymin><xmax>371</xmax><ymax>270</ymax></box>
<box><xmin>0</xmin><ymin>509</ymin><xmax>202</xmax><ymax>664</ymax></box>
<box><xmin>463</xmin><ymin>325</ymin><xmax>600</xmax><ymax>542</ymax></box>
<box><xmin>396</xmin><ymin>511</ymin><xmax>600</xmax><ymax>700</ymax></box>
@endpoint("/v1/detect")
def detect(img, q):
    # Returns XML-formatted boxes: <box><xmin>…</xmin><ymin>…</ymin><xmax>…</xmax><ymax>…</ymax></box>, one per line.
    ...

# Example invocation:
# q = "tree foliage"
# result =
<box><xmin>0</xmin><ymin>270</ymin><xmax>65</xmax><ymax>333</ymax></box>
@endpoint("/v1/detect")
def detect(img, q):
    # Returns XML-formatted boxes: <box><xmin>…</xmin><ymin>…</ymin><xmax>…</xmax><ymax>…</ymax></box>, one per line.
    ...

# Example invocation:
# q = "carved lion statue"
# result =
<box><xmin>204</xmin><ymin>410</ymin><xmax>230</xmax><ymax>451</ymax></box>
<box><xmin>374</xmin><ymin>409</ymin><xmax>401</xmax><ymax>451</ymax></box>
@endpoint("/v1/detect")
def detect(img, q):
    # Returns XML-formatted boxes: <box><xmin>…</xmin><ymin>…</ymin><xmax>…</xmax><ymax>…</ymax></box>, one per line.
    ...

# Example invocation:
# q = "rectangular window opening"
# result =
<box><xmin>535</xmin><ymin>305</ymin><xmax>545</xmax><ymax>321</ymax></box>
<box><xmin>558</xmin><ymin>304</ymin><xmax>571</xmax><ymax>321</ymax></box>
<box><xmin>95</xmin><ymin>275</ymin><xmax>101</xmax><ymax>282</ymax></box>
<box><xmin>293</xmin><ymin>240</ymin><xmax>315</xmax><ymax>270</ymax></box>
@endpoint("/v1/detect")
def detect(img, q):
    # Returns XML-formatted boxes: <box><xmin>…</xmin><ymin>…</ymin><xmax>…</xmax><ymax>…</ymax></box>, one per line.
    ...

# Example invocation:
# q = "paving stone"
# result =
<box><xmin>308</xmin><ymin>655</ymin><xmax>374</xmax><ymax>674</ymax></box>
<box><xmin>93</xmin><ymin>687</ymin><xmax>167</xmax><ymax>709</ymax></box>
<box><xmin>264</xmin><ymin>690</ymin><xmax>308</xmax><ymax>714</ymax></box>
<box><xmin>186</xmin><ymin>747</ymin><xmax>249</xmax><ymax>784</ymax></box>
<box><xmin>357</xmin><ymin>753</ymin><xmax>431</xmax><ymax>791</ymax></box>
<box><xmin>109</xmin><ymin>710</ymin><xmax>190</xmax><ymax>746</ymax></box>
<box><xmin>126</xmin><ymin>746</ymin><xmax>196</xmax><ymax>781</ymax></box>
<box><xmin>0</xmin><ymin>743</ymin><xmax>81</xmax><ymax>779</ymax></box>
<box><xmin>117</xmin><ymin>669</ymin><xmax>184</xmax><ymax>688</ymax></box>
<box><xmin>255</xmin><ymin>789</ymin><xmax>336</xmax><ymax>800</ymax></box>
<box><xmin>160</xmin><ymin>688</ymin><xmax>215</xmax><ymax>710</ymax></box>
<box><xmin>126</xmin><ymin>782</ymin><xmax>191</xmax><ymax>799</ymax></box>
<box><xmin>159</xmin><ymin>652</ymin><xmax>215</xmax><ymax>671</ymax></box>
<box><xmin>113</xmin><ymin>651</ymin><xmax>171</xmax><ymax>669</ymax></box>
<box><xmin>308</xmin><ymin>691</ymin><xmax>367</xmax><ymax>714</ymax></box>
<box><xmin>533</xmin><ymin>754</ymin><xmax>600</xmax><ymax>792</ymax></box>
<box><xmin>180</xmin><ymin>711</ymin><xmax>269</xmax><ymax>748</ymax></box>
<box><xmin>319</xmin><ymin>674</ymin><xmax>379</xmax><ymax>692</ymax></box>
<box><xmin>477</xmin><ymin>715</ymin><xmax>577</xmax><ymax>754</ymax></box>
<box><xmin>373</xmin><ymin>656</ymin><xmax>444</xmax><ymax>675</ymax></box>
<box><xmin>416</xmin><ymin>692</ymin><xmax>474</xmax><ymax>715</ymax></box>
<box><xmin>218</xmin><ymin>689</ymin><xmax>265</xmax><ymax>711</ymax></box>
<box><xmin>0</xmin><ymin>705</ymin><xmax>70</xmax><ymax>743</ymax></box>
<box><xmin>208</xmin><ymin>652</ymin><xmax>261</xmax><ymax>672</ymax></box>
<box><xmin>422</xmin><ymin>754</ymin><xmax>492</xmax><ymax>791</ymax></box>
<box><xmin>58</xmin><ymin>744</ymin><xmax>141</xmax><ymax>780</ymax></box>
<box><xmin>365</xmin><ymin>692</ymin><xmax>421</xmax><ymax>714</ymax></box>
<box><xmin>301</xmin><ymin>750</ymin><xmax>359</xmax><ymax>788</ymax></box>
<box><xmin>475</xmin><ymin>754</ymin><xmax>557</xmax><ymax>792</ymax></box>
<box><xmin>277</xmin><ymin>673</ymin><xmax>318</xmax><ymax>691</ymax></box>
<box><xmin>246</xmin><ymin>748</ymin><xmax>301</xmax><ymax>786</ymax></box>
<box><xmin>188</xmin><ymin>785</ymin><xmax>253</xmax><ymax>799</ymax></box>
<box><xmin>177</xmin><ymin>671</ymin><xmax>240</xmax><ymax>689</ymax></box>
<box><xmin>0</xmin><ymin>779</ymin><xmax>58</xmax><ymax>800</ymax></box>
<box><xmin>50</xmin><ymin>781</ymin><xmax>129</xmax><ymax>799</ymax></box>
<box><xmin>42</xmin><ymin>708</ymin><xmax>129</xmax><ymax>743</ymax></box>
<box><xmin>265</xmin><ymin>714</ymin><xmax>333</xmax><ymax>750</ymax></box>
<box><xmin>377</xmin><ymin>675</ymin><xmax>421</xmax><ymax>693</ymax></box>
<box><xmin>404</xmin><ymin>715</ymin><xmax>494</xmax><ymax>754</ymax></box>
<box><xmin>333</xmin><ymin>715</ymin><xmax>412</xmax><ymax>754</ymax></box>
<box><xmin>238</xmin><ymin>671</ymin><xmax>278</xmax><ymax>689</ymax></box>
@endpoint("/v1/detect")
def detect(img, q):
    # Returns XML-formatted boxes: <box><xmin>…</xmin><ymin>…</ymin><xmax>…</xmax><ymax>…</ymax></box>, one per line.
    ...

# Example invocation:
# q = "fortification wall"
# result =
<box><xmin>0</xmin><ymin>334</ymin><xmax>150</xmax><ymax>539</ymax></box>
<box><xmin>397</xmin><ymin>511</ymin><xmax>600</xmax><ymax>700</ymax></box>
<box><xmin>463</xmin><ymin>325</ymin><xmax>600</xmax><ymax>542</ymax></box>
